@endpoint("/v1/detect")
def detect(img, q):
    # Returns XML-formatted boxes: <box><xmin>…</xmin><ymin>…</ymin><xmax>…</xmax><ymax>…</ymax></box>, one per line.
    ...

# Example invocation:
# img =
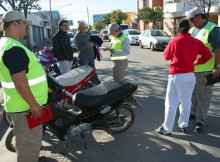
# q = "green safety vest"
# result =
<box><xmin>189</xmin><ymin>22</ymin><xmax>217</xmax><ymax>72</ymax></box>
<box><xmin>110</xmin><ymin>33</ymin><xmax>127</xmax><ymax>60</ymax></box>
<box><xmin>0</xmin><ymin>37</ymin><xmax>48</xmax><ymax>113</ymax></box>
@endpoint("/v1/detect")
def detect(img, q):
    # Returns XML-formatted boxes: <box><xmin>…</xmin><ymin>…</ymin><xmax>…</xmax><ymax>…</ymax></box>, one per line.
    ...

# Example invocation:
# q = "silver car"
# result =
<box><xmin>123</xmin><ymin>29</ymin><xmax>140</xmax><ymax>45</ymax></box>
<box><xmin>138</xmin><ymin>30</ymin><xmax>172</xmax><ymax>51</ymax></box>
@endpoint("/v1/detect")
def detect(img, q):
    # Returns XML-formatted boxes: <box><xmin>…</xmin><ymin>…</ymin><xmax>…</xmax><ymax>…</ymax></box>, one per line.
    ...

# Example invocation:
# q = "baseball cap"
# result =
<box><xmin>108</xmin><ymin>22</ymin><xmax>120</xmax><ymax>35</ymax></box>
<box><xmin>185</xmin><ymin>7</ymin><xmax>204</xmax><ymax>20</ymax></box>
<box><xmin>1</xmin><ymin>10</ymin><xmax>32</xmax><ymax>25</ymax></box>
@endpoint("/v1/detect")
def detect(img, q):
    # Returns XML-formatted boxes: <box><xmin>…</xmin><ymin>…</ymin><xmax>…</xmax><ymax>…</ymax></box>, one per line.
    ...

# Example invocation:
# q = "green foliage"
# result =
<box><xmin>110</xmin><ymin>9</ymin><xmax>128</xmax><ymax>24</ymax></box>
<box><xmin>138</xmin><ymin>6</ymin><xmax>163</xmax><ymax>23</ymax></box>
<box><xmin>102</xmin><ymin>13</ymin><xmax>111</xmax><ymax>25</ymax></box>
<box><xmin>94</xmin><ymin>21</ymin><xmax>105</xmax><ymax>31</ymax></box>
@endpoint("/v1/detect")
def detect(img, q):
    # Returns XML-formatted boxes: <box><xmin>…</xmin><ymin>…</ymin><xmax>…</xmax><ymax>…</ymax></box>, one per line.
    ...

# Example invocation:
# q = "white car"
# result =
<box><xmin>123</xmin><ymin>29</ymin><xmax>140</xmax><ymax>45</ymax></box>
<box><xmin>67</xmin><ymin>32</ymin><xmax>77</xmax><ymax>51</ymax></box>
<box><xmin>138</xmin><ymin>30</ymin><xmax>172</xmax><ymax>51</ymax></box>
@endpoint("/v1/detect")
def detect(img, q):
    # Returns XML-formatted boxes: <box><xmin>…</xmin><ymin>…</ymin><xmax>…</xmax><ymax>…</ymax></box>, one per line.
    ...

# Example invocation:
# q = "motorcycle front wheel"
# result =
<box><xmin>107</xmin><ymin>104</ymin><xmax>134</xmax><ymax>133</ymax></box>
<box><xmin>5</xmin><ymin>129</ymin><xmax>16</xmax><ymax>152</ymax></box>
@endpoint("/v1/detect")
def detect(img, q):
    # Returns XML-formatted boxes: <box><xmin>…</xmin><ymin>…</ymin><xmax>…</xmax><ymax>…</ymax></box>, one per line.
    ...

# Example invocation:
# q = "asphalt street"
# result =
<box><xmin>0</xmin><ymin>42</ymin><xmax>220</xmax><ymax>162</ymax></box>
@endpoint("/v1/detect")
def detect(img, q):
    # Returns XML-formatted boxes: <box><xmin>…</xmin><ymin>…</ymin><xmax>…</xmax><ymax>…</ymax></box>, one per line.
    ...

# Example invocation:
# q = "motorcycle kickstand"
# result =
<box><xmin>80</xmin><ymin>132</ymin><xmax>87</xmax><ymax>149</ymax></box>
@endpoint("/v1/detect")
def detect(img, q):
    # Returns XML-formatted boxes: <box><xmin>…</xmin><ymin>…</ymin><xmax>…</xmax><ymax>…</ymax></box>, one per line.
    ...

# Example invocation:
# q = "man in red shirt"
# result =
<box><xmin>156</xmin><ymin>19</ymin><xmax>212</xmax><ymax>135</ymax></box>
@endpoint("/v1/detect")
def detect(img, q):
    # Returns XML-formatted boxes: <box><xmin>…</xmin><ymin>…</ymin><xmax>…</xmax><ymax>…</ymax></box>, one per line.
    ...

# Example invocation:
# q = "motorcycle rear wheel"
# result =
<box><xmin>5</xmin><ymin>129</ymin><xmax>16</xmax><ymax>152</ymax></box>
<box><xmin>107</xmin><ymin>104</ymin><xmax>134</xmax><ymax>133</ymax></box>
<box><xmin>3</xmin><ymin>109</ymin><xmax>12</xmax><ymax>126</ymax></box>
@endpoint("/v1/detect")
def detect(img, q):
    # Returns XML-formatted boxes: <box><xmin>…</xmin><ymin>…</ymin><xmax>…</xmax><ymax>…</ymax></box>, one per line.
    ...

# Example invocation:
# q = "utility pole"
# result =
<box><xmin>87</xmin><ymin>7</ymin><xmax>89</xmax><ymax>28</ymax></box>
<box><xmin>49</xmin><ymin>0</ymin><xmax>53</xmax><ymax>36</ymax></box>
<box><xmin>218</xmin><ymin>0</ymin><xmax>220</xmax><ymax>26</ymax></box>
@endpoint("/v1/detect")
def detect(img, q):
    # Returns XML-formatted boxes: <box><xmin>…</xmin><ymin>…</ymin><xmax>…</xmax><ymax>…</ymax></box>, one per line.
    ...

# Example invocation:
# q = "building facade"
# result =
<box><xmin>138</xmin><ymin>0</ymin><xmax>163</xmax><ymax>32</ymax></box>
<box><xmin>163</xmin><ymin>0</ymin><xmax>220</xmax><ymax>36</ymax></box>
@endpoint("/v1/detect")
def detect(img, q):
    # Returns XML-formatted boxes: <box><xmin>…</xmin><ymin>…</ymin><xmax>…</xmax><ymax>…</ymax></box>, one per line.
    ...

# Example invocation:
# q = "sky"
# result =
<box><xmin>40</xmin><ymin>0</ymin><xmax>137</xmax><ymax>27</ymax></box>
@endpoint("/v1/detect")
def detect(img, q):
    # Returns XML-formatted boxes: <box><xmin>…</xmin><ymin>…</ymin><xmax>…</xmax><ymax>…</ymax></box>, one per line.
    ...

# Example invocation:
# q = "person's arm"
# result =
<box><xmin>163</xmin><ymin>40</ymin><xmax>173</xmax><ymax>61</ymax></box>
<box><xmin>12</xmin><ymin>71</ymin><xmax>42</xmax><ymax>119</ymax></box>
<box><xmin>74</xmin><ymin>33</ymin><xmax>93</xmax><ymax>53</ymax></box>
<box><xmin>208</xmin><ymin>27</ymin><xmax>220</xmax><ymax>77</ymax></box>
<box><xmin>52</xmin><ymin>34</ymin><xmax>64</xmax><ymax>60</ymax></box>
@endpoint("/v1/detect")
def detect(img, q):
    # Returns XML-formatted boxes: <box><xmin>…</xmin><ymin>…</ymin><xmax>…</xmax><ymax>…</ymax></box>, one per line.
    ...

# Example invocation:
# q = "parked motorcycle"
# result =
<box><xmin>5</xmin><ymin>74</ymin><xmax>140</xmax><ymax>152</ymax></box>
<box><xmin>2</xmin><ymin>65</ymin><xmax>96</xmax><ymax>126</ymax></box>
<box><xmin>35</xmin><ymin>46</ymin><xmax>79</xmax><ymax>76</ymax></box>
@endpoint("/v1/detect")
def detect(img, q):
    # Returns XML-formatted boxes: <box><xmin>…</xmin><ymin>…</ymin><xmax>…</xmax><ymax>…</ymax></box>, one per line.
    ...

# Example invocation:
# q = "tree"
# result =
<box><xmin>94</xmin><ymin>21</ymin><xmax>105</xmax><ymax>31</ymax></box>
<box><xmin>110</xmin><ymin>9</ymin><xmax>128</xmax><ymax>24</ymax></box>
<box><xmin>138</xmin><ymin>6</ymin><xmax>163</xmax><ymax>29</ymax></box>
<box><xmin>102</xmin><ymin>13</ymin><xmax>111</xmax><ymax>26</ymax></box>
<box><xmin>0</xmin><ymin>0</ymin><xmax>42</xmax><ymax>48</ymax></box>
<box><xmin>185</xmin><ymin>0</ymin><xmax>219</xmax><ymax>18</ymax></box>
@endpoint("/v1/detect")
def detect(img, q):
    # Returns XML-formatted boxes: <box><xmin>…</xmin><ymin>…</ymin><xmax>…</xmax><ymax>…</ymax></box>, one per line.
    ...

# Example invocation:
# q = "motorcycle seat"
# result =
<box><xmin>55</xmin><ymin>65</ymin><xmax>93</xmax><ymax>86</ymax></box>
<box><xmin>73</xmin><ymin>80</ymin><xmax>137</xmax><ymax>110</ymax></box>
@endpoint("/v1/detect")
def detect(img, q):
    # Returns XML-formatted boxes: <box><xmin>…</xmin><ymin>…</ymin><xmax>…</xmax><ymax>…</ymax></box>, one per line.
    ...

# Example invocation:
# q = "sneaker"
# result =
<box><xmin>195</xmin><ymin>122</ymin><xmax>203</xmax><ymax>132</ymax></box>
<box><xmin>189</xmin><ymin>114</ymin><xmax>195</xmax><ymax>120</ymax></box>
<box><xmin>180</xmin><ymin>127</ymin><xmax>188</xmax><ymax>133</ymax></box>
<box><xmin>156</xmin><ymin>126</ymin><xmax>172</xmax><ymax>136</ymax></box>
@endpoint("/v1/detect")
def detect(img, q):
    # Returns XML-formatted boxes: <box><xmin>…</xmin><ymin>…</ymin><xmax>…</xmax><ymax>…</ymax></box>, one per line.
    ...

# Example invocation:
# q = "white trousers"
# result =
<box><xmin>57</xmin><ymin>60</ymin><xmax>73</xmax><ymax>74</ymax></box>
<box><xmin>162</xmin><ymin>72</ymin><xmax>196</xmax><ymax>133</ymax></box>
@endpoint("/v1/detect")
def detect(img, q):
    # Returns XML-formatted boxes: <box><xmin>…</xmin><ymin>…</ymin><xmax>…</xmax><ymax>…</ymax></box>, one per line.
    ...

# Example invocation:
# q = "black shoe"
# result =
<box><xmin>189</xmin><ymin>114</ymin><xmax>195</xmax><ymax>120</ymax></box>
<box><xmin>156</xmin><ymin>126</ymin><xmax>172</xmax><ymax>136</ymax></box>
<box><xmin>195</xmin><ymin>122</ymin><xmax>203</xmax><ymax>132</ymax></box>
<box><xmin>180</xmin><ymin>127</ymin><xmax>188</xmax><ymax>133</ymax></box>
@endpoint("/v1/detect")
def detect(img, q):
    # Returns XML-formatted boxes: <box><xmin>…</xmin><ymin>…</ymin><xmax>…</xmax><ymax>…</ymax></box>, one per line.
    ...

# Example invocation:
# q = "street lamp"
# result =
<box><xmin>59</xmin><ymin>4</ymin><xmax>72</xmax><ymax>18</ymax></box>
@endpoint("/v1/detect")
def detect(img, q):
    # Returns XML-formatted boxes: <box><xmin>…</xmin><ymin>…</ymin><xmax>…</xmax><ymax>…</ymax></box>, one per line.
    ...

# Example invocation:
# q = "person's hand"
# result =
<box><xmin>106</xmin><ymin>47</ymin><xmax>114</xmax><ymax>53</ymax></box>
<box><xmin>212</xmin><ymin>68</ymin><xmax>220</xmax><ymax>78</ymax></box>
<box><xmin>88</xmin><ymin>42</ymin><xmax>94</xmax><ymax>48</ymax></box>
<box><xmin>30</xmin><ymin>104</ymin><xmax>42</xmax><ymax>119</ymax></box>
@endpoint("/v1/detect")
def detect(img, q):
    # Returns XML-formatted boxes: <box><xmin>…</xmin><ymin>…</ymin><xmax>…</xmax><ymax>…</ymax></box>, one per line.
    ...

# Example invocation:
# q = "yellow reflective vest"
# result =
<box><xmin>189</xmin><ymin>22</ymin><xmax>217</xmax><ymax>72</ymax></box>
<box><xmin>110</xmin><ymin>33</ymin><xmax>127</xmax><ymax>60</ymax></box>
<box><xmin>0</xmin><ymin>37</ymin><xmax>48</xmax><ymax>113</ymax></box>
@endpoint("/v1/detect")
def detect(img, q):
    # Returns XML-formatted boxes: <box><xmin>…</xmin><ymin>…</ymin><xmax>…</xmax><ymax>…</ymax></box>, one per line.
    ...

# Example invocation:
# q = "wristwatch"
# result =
<box><xmin>214</xmin><ymin>64</ymin><xmax>220</xmax><ymax>69</ymax></box>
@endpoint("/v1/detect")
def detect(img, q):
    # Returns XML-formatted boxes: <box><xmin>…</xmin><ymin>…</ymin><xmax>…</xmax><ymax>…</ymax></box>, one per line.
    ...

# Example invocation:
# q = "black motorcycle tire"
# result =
<box><xmin>5</xmin><ymin>129</ymin><xmax>16</xmax><ymax>152</ymax></box>
<box><xmin>3</xmin><ymin>109</ymin><xmax>12</xmax><ymax>126</ymax></box>
<box><xmin>108</xmin><ymin>104</ymin><xmax>134</xmax><ymax>134</ymax></box>
<box><xmin>5</xmin><ymin>125</ymin><xmax>47</xmax><ymax>153</ymax></box>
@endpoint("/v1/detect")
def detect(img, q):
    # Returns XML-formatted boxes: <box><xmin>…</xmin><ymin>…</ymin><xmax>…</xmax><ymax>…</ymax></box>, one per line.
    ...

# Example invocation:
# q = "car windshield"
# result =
<box><xmin>150</xmin><ymin>30</ymin><xmax>169</xmax><ymax>37</ymax></box>
<box><xmin>67</xmin><ymin>32</ymin><xmax>74</xmax><ymax>38</ymax></box>
<box><xmin>128</xmin><ymin>30</ymin><xmax>139</xmax><ymax>35</ymax></box>
<box><xmin>90</xmin><ymin>30</ymin><xmax>99</xmax><ymax>34</ymax></box>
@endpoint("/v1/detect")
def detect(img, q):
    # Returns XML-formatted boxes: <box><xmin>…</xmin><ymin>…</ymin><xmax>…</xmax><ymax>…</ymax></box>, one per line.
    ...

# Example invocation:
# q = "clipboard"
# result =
<box><xmin>204</xmin><ymin>73</ymin><xmax>220</xmax><ymax>86</ymax></box>
<box><xmin>26</xmin><ymin>104</ymin><xmax>53</xmax><ymax>129</ymax></box>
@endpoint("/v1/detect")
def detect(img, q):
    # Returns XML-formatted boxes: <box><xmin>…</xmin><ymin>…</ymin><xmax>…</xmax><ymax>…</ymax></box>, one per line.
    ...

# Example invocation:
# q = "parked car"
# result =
<box><xmin>138</xmin><ymin>30</ymin><xmax>172</xmax><ymax>51</ymax></box>
<box><xmin>99</xmin><ymin>30</ymin><xmax>109</xmax><ymax>41</ymax></box>
<box><xmin>67</xmin><ymin>31</ymin><xmax>77</xmax><ymax>51</ymax></box>
<box><xmin>89</xmin><ymin>30</ymin><xmax>100</xmax><ymax>36</ymax></box>
<box><xmin>123</xmin><ymin>29</ymin><xmax>140</xmax><ymax>45</ymax></box>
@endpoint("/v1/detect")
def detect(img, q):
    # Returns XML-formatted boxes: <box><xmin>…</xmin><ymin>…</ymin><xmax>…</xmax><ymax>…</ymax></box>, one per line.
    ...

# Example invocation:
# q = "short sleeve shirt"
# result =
<box><xmin>3</xmin><ymin>46</ymin><xmax>29</xmax><ymax>75</ymax></box>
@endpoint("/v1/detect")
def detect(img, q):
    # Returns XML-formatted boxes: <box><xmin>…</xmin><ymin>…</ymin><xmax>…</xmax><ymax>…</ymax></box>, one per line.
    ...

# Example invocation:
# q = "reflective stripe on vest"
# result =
<box><xmin>111</xmin><ymin>56</ymin><xmax>127</xmax><ymax>60</ymax></box>
<box><xmin>1</xmin><ymin>75</ymin><xmax>46</xmax><ymax>89</ymax></box>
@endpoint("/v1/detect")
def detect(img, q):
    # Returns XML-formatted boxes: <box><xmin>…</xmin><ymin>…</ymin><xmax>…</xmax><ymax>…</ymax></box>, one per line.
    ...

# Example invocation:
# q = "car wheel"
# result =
<box><xmin>150</xmin><ymin>43</ymin><xmax>154</xmax><ymax>51</ymax></box>
<box><xmin>139</xmin><ymin>41</ymin><xmax>143</xmax><ymax>48</ymax></box>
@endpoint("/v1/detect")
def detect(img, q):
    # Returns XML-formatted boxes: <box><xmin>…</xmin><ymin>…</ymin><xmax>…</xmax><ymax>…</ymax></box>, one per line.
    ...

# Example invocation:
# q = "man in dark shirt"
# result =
<box><xmin>52</xmin><ymin>20</ymin><xmax>73</xmax><ymax>74</ymax></box>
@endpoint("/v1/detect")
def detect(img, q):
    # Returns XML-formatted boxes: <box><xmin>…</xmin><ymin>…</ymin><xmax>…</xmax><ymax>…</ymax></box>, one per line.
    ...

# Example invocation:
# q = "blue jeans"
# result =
<box><xmin>79</xmin><ymin>58</ymin><xmax>101</xmax><ymax>84</ymax></box>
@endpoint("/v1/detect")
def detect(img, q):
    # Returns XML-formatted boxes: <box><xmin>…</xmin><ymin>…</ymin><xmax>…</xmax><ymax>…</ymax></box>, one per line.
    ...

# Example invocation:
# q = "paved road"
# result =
<box><xmin>0</xmin><ymin>43</ymin><xmax>220</xmax><ymax>162</ymax></box>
